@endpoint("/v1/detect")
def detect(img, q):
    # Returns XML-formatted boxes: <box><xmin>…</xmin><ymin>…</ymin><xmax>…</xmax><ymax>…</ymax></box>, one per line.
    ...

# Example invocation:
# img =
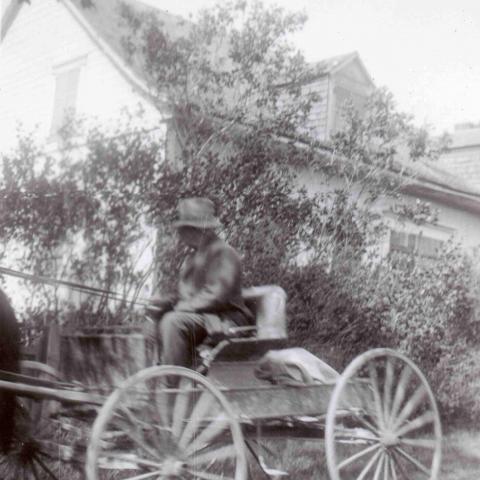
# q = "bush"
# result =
<box><xmin>286</xmin><ymin>240</ymin><xmax>480</xmax><ymax>422</ymax></box>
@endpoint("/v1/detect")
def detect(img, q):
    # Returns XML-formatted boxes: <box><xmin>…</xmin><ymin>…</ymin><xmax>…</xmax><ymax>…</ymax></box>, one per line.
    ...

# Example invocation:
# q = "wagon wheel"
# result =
<box><xmin>325</xmin><ymin>348</ymin><xmax>442</xmax><ymax>480</ymax></box>
<box><xmin>0</xmin><ymin>361</ymin><xmax>78</xmax><ymax>479</ymax></box>
<box><xmin>86</xmin><ymin>365</ymin><xmax>248</xmax><ymax>480</ymax></box>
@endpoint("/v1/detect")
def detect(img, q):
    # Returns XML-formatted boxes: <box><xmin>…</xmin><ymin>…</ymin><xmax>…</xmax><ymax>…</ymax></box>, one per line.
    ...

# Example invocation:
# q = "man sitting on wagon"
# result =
<box><xmin>151</xmin><ymin>197</ymin><xmax>253</xmax><ymax>368</ymax></box>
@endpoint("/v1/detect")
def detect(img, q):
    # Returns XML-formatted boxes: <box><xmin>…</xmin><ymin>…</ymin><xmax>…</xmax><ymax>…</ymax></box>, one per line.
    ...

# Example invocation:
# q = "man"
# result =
<box><xmin>153</xmin><ymin>197</ymin><xmax>253</xmax><ymax>368</ymax></box>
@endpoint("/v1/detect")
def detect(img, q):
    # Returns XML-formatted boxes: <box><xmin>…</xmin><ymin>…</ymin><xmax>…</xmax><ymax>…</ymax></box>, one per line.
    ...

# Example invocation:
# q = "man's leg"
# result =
<box><xmin>160</xmin><ymin>311</ymin><xmax>210</xmax><ymax>368</ymax></box>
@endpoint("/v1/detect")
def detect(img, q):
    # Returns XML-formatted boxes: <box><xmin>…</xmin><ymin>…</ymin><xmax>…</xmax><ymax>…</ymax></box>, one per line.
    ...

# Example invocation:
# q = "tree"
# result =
<box><xmin>118</xmin><ymin>0</ymin><xmax>321</xmax><ymax>292</ymax></box>
<box><xmin>0</xmin><ymin>115</ymin><xmax>164</xmax><ymax>325</ymax></box>
<box><xmin>0</xmin><ymin>0</ymin><xmax>455</xmax><ymax>349</ymax></box>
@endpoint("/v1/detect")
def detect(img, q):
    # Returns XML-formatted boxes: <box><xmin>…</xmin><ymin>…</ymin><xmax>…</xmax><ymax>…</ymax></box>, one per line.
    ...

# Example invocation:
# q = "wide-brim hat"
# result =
<box><xmin>173</xmin><ymin>197</ymin><xmax>221</xmax><ymax>229</ymax></box>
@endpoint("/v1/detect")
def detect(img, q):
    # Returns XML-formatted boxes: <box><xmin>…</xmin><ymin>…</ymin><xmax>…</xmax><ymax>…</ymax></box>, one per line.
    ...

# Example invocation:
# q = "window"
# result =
<box><xmin>333</xmin><ymin>85</ymin><xmax>368</xmax><ymax>133</ymax></box>
<box><xmin>50</xmin><ymin>57</ymin><xmax>85</xmax><ymax>137</ymax></box>
<box><xmin>389</xmin><ymin>230</ymin><xmax>444</xmax><ymax>259</ymax></box>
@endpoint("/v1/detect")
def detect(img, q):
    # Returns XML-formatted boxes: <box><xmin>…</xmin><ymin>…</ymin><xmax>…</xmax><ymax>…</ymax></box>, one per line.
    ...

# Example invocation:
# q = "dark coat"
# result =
<box><xmin>177</xmin><ymin>237</ymin><xmax>253</xmax><ymax>325</ymax></box>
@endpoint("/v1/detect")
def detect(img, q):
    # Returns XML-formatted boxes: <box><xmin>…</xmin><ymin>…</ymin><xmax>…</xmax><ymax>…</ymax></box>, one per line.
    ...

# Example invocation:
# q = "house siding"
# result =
<box><xmin>305</xmin><ymin>76</ymin><xmax>330</xmax><ymax>141</ymax></box>
<box><xmin>297</xmin><ymin>169</ymin><xmax>480</xmax><ymax>252</ymax></box>
<box><xmin>0</xmin><ymin>0</ymin><xmax>158</xmax><ymax>151</ymax></box>
<box><xmin>330</xmin><ymin>62</ymin><xmax>373</xmax><ymax>135</ymax></box>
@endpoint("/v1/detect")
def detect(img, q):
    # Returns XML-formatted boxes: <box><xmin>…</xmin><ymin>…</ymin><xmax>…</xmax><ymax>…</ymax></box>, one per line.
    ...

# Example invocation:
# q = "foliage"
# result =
<box><xmin>0</xmin><ymin>114</ymin><xmax>163</xmax><ymax>324</ymax></box>
<box><xmin>286</xmin><ymin>238</ymin><xmax>480</xmax><ymax>420</ymax></box>
<box><xmin>116</xmin><ymin>0</ymin><xmax>322</xmax><ymax>293</ymax></box>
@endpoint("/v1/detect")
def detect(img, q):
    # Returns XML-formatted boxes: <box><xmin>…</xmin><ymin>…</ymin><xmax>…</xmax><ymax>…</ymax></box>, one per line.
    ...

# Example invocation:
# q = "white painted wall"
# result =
<box><xmin>297</xmin><ymin>168</ymin><xmax>480</xmax><ymax>254</ymax></box>
<box><xmin>0</xmin><ymin>0</ymin><xmax>160</xmax><ymax>152</ymax></box>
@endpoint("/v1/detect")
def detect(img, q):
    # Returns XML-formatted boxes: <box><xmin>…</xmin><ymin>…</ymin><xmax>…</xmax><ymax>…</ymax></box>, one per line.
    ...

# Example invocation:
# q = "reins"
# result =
<box><xmin>0</xmin><ymin>266</ymin><xmax>153</xmax><ymax>308</ymax></box>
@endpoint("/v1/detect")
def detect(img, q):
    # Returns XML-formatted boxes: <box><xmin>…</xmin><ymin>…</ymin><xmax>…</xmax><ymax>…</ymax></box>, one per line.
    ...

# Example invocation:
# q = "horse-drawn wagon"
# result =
<box><xmin>0</xmin><ymin>285</ymin><xmax>442</xmax><ymax>479</ymax></box>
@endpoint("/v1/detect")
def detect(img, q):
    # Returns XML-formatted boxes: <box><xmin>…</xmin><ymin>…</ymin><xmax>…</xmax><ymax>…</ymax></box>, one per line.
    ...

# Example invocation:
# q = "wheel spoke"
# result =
<box><xmin>368</xmin><ymin>362</ymin><xmax>385</xmax><ymax>430</ymax></box>
<box><xmin>338</xmin><ymin>443</ymin><xmax>380</xmax><ymax>470</ymax></box>
<box><xmin>184</xmin><ymin>414</ymin><xmax>229</xmax><ymax>457</ymax></box>
<box><xmin>99</xmin><ymin>452</ymin><xmax>163</xmax><ymax>469</ymax></box>
<box><xmin>389</xmin><ymin>366</ymin><xmax>413</xmax><ymax>424</ymax></box>
<box><xmin>373</xmin><ymin>452</ymin><xmax>385</xmax><ymax>480</ymax></box>
<box><xmin>144</xmin><ymin>389</ymin><xmax>170</xmax><ymax>450</ymax></box>
<box><xmin>383</xmin><ymin>357</ymin><xmax>394</xmax><ymax>427</ymax></box>
<box><xmin>351</xmin><ymin>411</ymin><xmax>381</xmax><ymax>435</ymax></box>
<box><xmin>123</xmin><ymin>471</ymin><xmax>164</xmax><ymax>480</ymax></box>
<box><xmin>383</xmin><ymin>453</ymin><xmax>391</xmax><ymax>480</ymax></box>
<box><xmin>396</xmin><ymin>411</ymin><xmax>435</xmax><ymax>438</ymax></box>
<box><xmin>32</xmin><ymin>454</ymin><xmax>59</xmax><ymax>479</ymax></box>
<box><xmin>357</xmin><ymin>449</ymin><xmax>382</xmax><ymax>480</ymax></box>
<box><xmin>153</xmin><ymin>378</ymin><xmax>173</xmax><ymax>431</ymax></box>
<box><xmin>391</xmin><ymin>451</ymin><xmax>410</xmax><ymax>480</ymax></box>
<box><xmin>392</xmin><ymin>385</ymin><xmax>428</xmax><ymax>431</ymax></box>
<box><xmin>386</xmin><ymin>454</ymin><xmax>398</xmax><ymax>480</ymax></box>
<box><xmin>29</xmin><ymin>458</ymin><xmax>42</xmax><ymax>480</ymax></box>
<box><xmin>179</xmin><ymin>391</ymin><xmax>215</xmax><ymax>450</ymax></box>
<box><xmin>334</xmin><ymin>427</ymin><xmax>380</xmax><ymax>443</ymax></box>
<box><xmin>185</xmin><ymin>468</ymin><xmax>235</xmax><ymax>480</ymax></box>
<box><xmin>112</xmin><ymin>408</ymin><xmax>160</xmax><ymax>461</ymax></box>
<box><xmin>399</xmin><ymin>437</ymin><xmax>437</xmax><ymax>449</ymax></box>
<box><xmin>394</xmin><ymin>446</ymin><xmax>431</xmax><ymax>476</ymax></box>
<box><xmin>172</xmin><ymin>378</ymin><xmax>192</xmax><ymax>440</ymax></box>
<box><xmin>187</xmin><ymin>444</ymin><xmax>237</xmax><ymax>466</ymax></box>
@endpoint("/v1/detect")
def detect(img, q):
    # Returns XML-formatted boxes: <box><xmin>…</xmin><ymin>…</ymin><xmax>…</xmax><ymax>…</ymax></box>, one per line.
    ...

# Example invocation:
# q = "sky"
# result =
<box><xmin>139</xmin><ymin>0</ymin><xmax>480</xmax><ymax>134</ymax></box>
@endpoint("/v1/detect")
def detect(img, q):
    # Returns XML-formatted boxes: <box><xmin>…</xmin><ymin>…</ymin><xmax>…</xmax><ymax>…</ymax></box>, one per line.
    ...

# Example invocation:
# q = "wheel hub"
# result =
<box><xmin>381</xmin><ymin>431</ymin><xmax>399</xmax><ymax>447</ymax></box>
<box><xmin>160</xmin><ymin>457</ymin><xmax>186</xmax><ymax>477</ymax></box>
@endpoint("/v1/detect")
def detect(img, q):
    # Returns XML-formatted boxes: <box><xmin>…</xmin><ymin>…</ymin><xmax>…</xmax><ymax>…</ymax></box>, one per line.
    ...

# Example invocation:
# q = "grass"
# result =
<box><xmin>246</xmin><ymin>429</ymin><xmax>480</xmax><ymax>479</ymax></box>
<box><xmin>440</xmin><ymin>429</ymin><xmax>480</xmax><ymax>480</ymax></box>
<box><xmin>4</xmin><ymin>416</ymin><xmax>480</xmax><ymax>478</ymax></box>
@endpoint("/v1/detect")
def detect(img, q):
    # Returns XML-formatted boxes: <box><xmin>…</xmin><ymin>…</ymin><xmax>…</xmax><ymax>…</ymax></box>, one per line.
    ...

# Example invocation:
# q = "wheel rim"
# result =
<box><xmin>0</xmin><ymin>402</ymin><xmax>73</xmax><ymax>480</ymax></box>
<box><xmin>326</xmin><ymin>348</ymin><xmax>442</xmax><ymax>480</ymax></box>
<box><xmin>86</xmin><ymin>365</ymin><xmax>248</xmax><ymax>480</ymax></box>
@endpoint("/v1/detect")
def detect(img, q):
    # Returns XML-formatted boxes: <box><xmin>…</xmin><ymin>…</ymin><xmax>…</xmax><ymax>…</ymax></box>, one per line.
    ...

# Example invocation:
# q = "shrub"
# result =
<box><xmin>286</xmin><ymin>238</ymin><xmax>480</xmax><ymax>422</ymax></box>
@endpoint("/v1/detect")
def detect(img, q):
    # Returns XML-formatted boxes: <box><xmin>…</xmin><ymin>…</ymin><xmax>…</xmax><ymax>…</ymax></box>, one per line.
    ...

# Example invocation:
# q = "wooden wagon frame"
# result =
<box><xmin>0</xmin><ymin>285</ymin><xmax>442</xmax><ymax>479</ymax></box>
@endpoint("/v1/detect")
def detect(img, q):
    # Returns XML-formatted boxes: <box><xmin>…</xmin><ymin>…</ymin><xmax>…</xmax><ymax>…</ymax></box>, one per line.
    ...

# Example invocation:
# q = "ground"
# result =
<box><xmin>440</xmin><ymin>430</ymin><xmax>480</xmax><ymax>480</ymax></box>
<box><xmin>248</xmin><ymin>429</ymin><xmax>480</xmax><ymax>479</ymax></box>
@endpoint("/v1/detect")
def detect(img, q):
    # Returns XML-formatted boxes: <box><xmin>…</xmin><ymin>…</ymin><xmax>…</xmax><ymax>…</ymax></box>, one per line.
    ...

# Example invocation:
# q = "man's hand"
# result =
<box><xmin>145</xmin><ymin>297</ymin><xmax>175</xmax><ymax>319</ymax></box>
<box><xmin>174</xmin><ymin>300</ymin><xmax>194</xmax><ymax>312</ymax></box>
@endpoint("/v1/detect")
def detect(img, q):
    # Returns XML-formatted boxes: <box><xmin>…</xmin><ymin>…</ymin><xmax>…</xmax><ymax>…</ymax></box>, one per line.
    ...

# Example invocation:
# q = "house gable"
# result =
<box><xmin>306</xmin><ymin>52</ymin><xmax>375</xmax><ymax>141</ymax></box>
<box><xmin>0</xmin><ymin>0</ymin><xmax>160</xmax><ymax>150</ymax></box>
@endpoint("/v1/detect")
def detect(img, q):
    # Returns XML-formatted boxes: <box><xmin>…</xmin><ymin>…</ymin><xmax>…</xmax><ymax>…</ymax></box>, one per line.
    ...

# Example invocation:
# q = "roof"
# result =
<box><xmin>390</xmin><ymin>150</ymin><xmax>480</xmax><ymax>215</ymax></box>
<box><xmin>310</xmin><ymin>51</ymin><xmax>374</xmax><ymax>86</ymax></box>
<box><xmin>0</xmin><ymin>0</ymin><xmax>24</xmax><ymax>40</ymax></box>
<box><xmin>67</xmin><ymin>0</ymin><xmax>189</xmax><ymax>92</ymax></box>
<box><xmin>311</xmin><ymin>52</ymin><xmax>357</xmax><ymax>75</ymax></box>
<box><xmin>407</xmin><ymin>159</ymin><xmax>480</xmax><ymax>197</ymax></box>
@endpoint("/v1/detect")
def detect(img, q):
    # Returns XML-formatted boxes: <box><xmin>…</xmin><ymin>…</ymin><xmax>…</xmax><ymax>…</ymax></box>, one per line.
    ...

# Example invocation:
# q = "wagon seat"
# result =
<box><xmin>200</xmin><ymin>285</ymin><xmax>288</xmax><ymax>383</ymax></box>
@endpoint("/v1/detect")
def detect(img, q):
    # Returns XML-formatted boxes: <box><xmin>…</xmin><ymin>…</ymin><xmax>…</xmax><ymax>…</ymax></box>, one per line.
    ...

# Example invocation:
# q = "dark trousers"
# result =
<box><xmin>160</xmin><ymin>311</ymin><xmax>224</xmax><ymax>368</ymax></box>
